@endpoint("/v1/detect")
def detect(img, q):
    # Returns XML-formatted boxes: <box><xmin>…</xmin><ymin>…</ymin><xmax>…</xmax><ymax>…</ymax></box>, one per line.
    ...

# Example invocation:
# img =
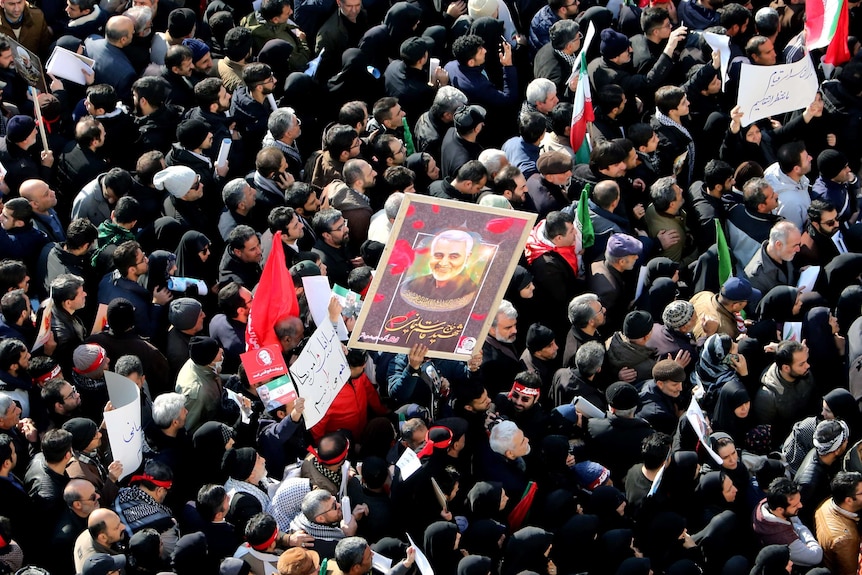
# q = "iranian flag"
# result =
<box><xmin>806</xmin><ymin>0</ymin><xmax>850</xmax><ymax>64</ymax></box>
<box><xmin>570</xmin><ymin>22</ymin><xmax>596</xmax><ymax>165</ymax></box>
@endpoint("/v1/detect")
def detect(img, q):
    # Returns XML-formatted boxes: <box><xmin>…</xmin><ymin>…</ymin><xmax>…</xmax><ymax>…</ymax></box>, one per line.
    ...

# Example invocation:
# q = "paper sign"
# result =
<box><xmin>45</xmin><ymin>45</ymin><xmax>94</xmax><ymax>85</ymax></box>
<box><xmin>241</xmin><ymin>344</ymin><xmax>288</xmax><ymax>386</ymax></box>
<box><xmin>737</xmin><ymin>57</ymin><xmax>818</xmax><ymax>126</ymax></box>
<box><xmin>783</xmin><ymin>321</ymin><xmax>803</xmax><ymax>342</ymax></box>
<box><xmin>395</xmin><ymin>446</ymin><xmax>421</xmax><ymax>480</ymax></box>
<box><xmin>32</xmin><ymin>298</ymin><xmax>53</xmax><ymax>351</ymax></box>
<box><xmin>91</xmin><ymin>303</ymin><xmax>108</xmax><ymax>335</ymax></box>
<box><xmin>797</xmin><ymin>266</ymin><xmax>820</xmax><ymax>294</ymax></box>
<box><xmin>104</xmin><ymin>372</ymin><xmax>143</xmax><ymax>480</ymax></box>
<box><xmin>406</xmin><ymin>535</ymin><xmax>434</xmax><ymax>575</ymax></box>
<box><xmin>302</xmin><ymin>276</ymin><xmax>349</xmax><ymax>340</ymax></box>
<box><xmin>288</xmin><ymin>321</ymin><xmax>349</xmax><ymax>428</ymax></box>
<box><xmin>256</xmin><ymin>374</ymin><xmax>298</xmax><ymax>413</ymax></box>
<box><xmin>685</xmin><ymin>398</ymin><xmax>722</xmax><ymax>465</ymax></box>
<box><xmin>703</xmin><ymin>32</ymin><xmax>730</xmax><ymax>90</ymax></box>
<box><xmin>634</xmin><ymin>264</ymin><xmax>649</xmax><ymax>302</ymax></box>
<box><xmin>431</xmin><ymin>477</ymin><xmax>448</xmax><ymax>512</ymax></box>
<box><xmin>573</xmin><ymin>396</ymin><xmax>606</xmax><ymax>419</ymax></box>
<box><xmin>225</xmin><ymin>388</ymin><xmax>252</xmax><ymax>423</ymax></box>
<box><xmin>371</xmin><ymin>551</ymin><xmax>393</xmax><ymax>573</ymax></box>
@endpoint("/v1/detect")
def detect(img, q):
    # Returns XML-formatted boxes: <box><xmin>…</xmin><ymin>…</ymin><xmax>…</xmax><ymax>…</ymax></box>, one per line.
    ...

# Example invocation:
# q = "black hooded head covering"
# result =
<box><xmin>532</xmin><ymin>488</ymin><xmax>579</xmax><ymax>532</ymax></box>
<box><xmin>722</xmin><ymin>556</ymin><xmax>751</xmax><ymax>575</ymax></box>
<box><xmin>461</xmin><ymin>519</ymin><xmax>506</xmax><ymax>560</ymax></box>
<box><xmin>837</xmin><ymin>284</ymin><xmax>862</xmax><ymax>334</ymax></box>
<box><xmin>711</xmin><ymin>380</ymin><xmax>752</xmax><ymax>441</ymax></box>
<box><xmin>824</xmin><ymin>387</ymin><xmax>862</xmax><ymax>439</ymax></box>
<box><xmin>423</xmin><ymin>521</ymin><xmax>462</xmax><ymax>575</ymax></box>
<box><xmin>501</xmin><ymin>527</ymin><xmax>553</xmax><ymax>575</ymax></box>
<box><xmin>193</xmin><ymin>421</ymin><xmax>236</xmax><ymax>484</ymax></box>
<box><xmin>328</xmin><ymin>49</ymin><xmax>383</xmax><ymax>109</ymax></box>
<box><xmin>597</xmin><ymin>529</ymin><xmax>636</xmax><ymax>575</ymax></box>
<box><xmin>645</xmin><ymin>277</ymin><xmax>679</xmax><ymax>323</ymax></box>
<box><xmin>755</xmin><ymin>286</ymin><xmax>800</xmax><ymax>322</ymax></box>
<box><xmin>803</xmin><ymin>306</ymin><xmax>846</xmax><ymax>386</ymax></box>
<box><xmin>458</xmin><ymin>555</ymin><xmax>492</xmax><ymax>575</ymax></box>
<box><xmin>552</xmin><ymin>514</ymin><xmax>600</xmax><ymax>574</ymax></box>
<box><xmin>372</xmin><ymin>538</ymin><xmax>408</xmax><ymax>561</ymax></box>
<box><xmin>749</xmin><ymin>545</ymin><xmax>790</xmax><ymax>575</ymax></box>
<box><xmin>668</xmin><ymin>559</ymin><xmax>703</xmax><ymax>575</ymax></box>
<box><xmin>406</xmin><ymin>152</ymin><xmax>437</xmax><ymax>193</ymax></box>
<box><xmin>616</xmin><ymin>557</ymin><xmax>652</xmax><ymax>575</ymax></box>
<box><xmin>825</xmin><ymin>253</ymin><xmax>862</xmax><ymax>305</ymax></box>
<box><xmin>129</xmin><ymin>528</ymin><xmax>163</xmax><ymax>574</ymax></box>
<box><xmin>258</xmin><ymin>40</ymin><xmax>293</xmax><ymax>99</ymax></box>
<box><xmin>504</xmin><ymin>265</ymin><xmax>534</xmax><ymax>303</ymax></box>
<box><xmin>467</xmin><ymin>481</ymin><xmax>504</xmax><ymax>520</ymax></box>
<box><xmin>696</xmin><ymin>471</ymin><xmax>732</xmax><ymax>510</ymax></box>
<box><xmin>172</xmin><ymin>532</ymin><xmax>215</xmax><ymax>575</ymax></box>
<box><xmin>175</xmin><ymin>230</ymin><xmax>213</xmax><ymax>281</ymax></box>
<box><xmin>144</xmin><ymin>250</ymin><xmax>176</xmax><ymax>293</ymax></box>
<box><xmin>383</xmin><ymin>2</ymin><xmax>422</xmax><ymax>46</ymax></box>
<box><xmin>645</xmin><ymin>257</ymin><xmax>679</xmax><ymax>285</ymax></box>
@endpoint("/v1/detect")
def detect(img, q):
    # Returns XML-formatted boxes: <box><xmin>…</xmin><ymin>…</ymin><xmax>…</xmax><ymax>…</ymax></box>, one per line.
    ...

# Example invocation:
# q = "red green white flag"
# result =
<box><xmin>806</xmin><ymin>0</ymin><xmax>850</xmax><ymax>64</ymax></box>
<box><xmin>570</xmin><ymin>22</ymin><xmax>596</xmax><ymax>164</ymax></box>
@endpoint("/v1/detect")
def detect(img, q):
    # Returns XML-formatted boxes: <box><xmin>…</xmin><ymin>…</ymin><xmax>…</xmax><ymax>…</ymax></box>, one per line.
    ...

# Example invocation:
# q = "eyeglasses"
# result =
<box><xmin>330</xmin><ymin>222</ymin><xmax>347</xmax><ymax>233</ymax></box>
<box><xmin>81</xmin><ymin>492</ymin><xmax>99</xmax><ymax>502</ymax></box>
<box><xmin>191</xmin><ymin>177</ymin><xmax>201</xmax><ymax>191</ymax></box>
<box><xmin>136</xmin><ymin>254</ymin><xmax>148</xmax><ymax>265</ymax></box>
<box><xmin>821</xmin><ymin>218</ymin><xmax>838</xmax><ymax>226</ymax></box>
<box><xmin>63</xmin><ymin>386</ymin><xmax>79</xmax><ymax>401</ymax></box>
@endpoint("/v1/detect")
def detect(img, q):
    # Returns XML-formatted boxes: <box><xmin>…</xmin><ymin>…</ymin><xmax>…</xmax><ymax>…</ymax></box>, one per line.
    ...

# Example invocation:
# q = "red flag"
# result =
<box><xmin>245</xmin><ymin>231</ymin><xmax>300</xmax><ymax>350</ymax></box>
<box><xmin>824</xmin><ymin>0</ymin><xmax>851</xmax><ymax>66</ymax></box>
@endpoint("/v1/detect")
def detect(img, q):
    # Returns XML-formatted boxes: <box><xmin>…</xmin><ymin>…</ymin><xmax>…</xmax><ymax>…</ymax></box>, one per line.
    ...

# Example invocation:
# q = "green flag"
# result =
<box><xmin>402</xmin><ymin>117</ymin><xmax>415</xmax><ymax>156</ymax></box>
<box><xmin>577</xmin><ymin>184</ymin><xmax>595</xmax><ymax>249</ymax></box>
<box><xmin>715</xmin><ymin>220</ymin><xmax>732</xmax><ymax>285</ymax></box>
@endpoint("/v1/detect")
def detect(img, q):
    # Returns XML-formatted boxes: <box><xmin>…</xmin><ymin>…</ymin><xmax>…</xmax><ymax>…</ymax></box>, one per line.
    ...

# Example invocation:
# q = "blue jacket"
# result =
<box><xmin>97</xmin><ymin>271</ymin><xmax>163</xmax><ymax>338</ymax></box>
<box><xmin>501</xmin><ymin>136</ymin><xmax>541</xmax><ymax>180</ymax></box>
<box><xmin>443</xmin><ymin>60</ymin><xmax>518</xmax><ymax>114</ymax></box>
<box><xmin>528</xmin><ymin>5</ymin><xmax>559</xmax><ymax>56</ymax></box>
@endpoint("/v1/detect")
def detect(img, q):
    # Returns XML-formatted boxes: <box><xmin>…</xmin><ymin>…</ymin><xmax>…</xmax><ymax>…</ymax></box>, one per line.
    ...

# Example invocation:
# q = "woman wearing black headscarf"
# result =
<box><xmin>358</xmin><ymin>2</ymin><xmax>422</xmax><ymax>73</ymax></box>
<box><xmin>823</xmin><ymin>253</ymin><xmax>862</xmax><ymax>306</ymax></box>
<box><xmin>616</xmin><ymin>557</ymin><xmax>652</xmax><ymax>575</ymax></box>
<box><xmin>837</xmin><ymin>284</ymin><xmax>862</xmax><ymax>335</ymax></box>
<box><xmin>692</xmin><ymin>471</ymin><xmax>738</xmax><ymax>530</ymax></box>
<box><xmin>469</xmin><ymin>17</ymin><xmax>506</xmax><ymax>87</ymax></box>
<box><xmin>466</xmin><ymin>481</ymin><xmax>508</xmax><ymax>522</ymax></box>
<box><xmin>458</xmin><ymin>555</ymin><xmax>493</xmax><ymax>575</ymax></box>
<box><xmin>281</xmin><ymin>73</ymin><xmax>325</xmax><ymax>159</ymax></box>
<box><xmin>424</xmin><ymin>521</ymin><xmax>464</xmax><ymax>575</ymax></box>
<box><xmin>596</xmin><ymin>529</ymin><xmax>637</xmax><ymax>575</ymax></box>
<box><xmin>749</xmin><ymin>545</ymin><xmax>791</xmax><ymax>575</ymax></box>
<box><xmin>461</xmin><ymin>518</ymin><xmax>506</xmax><ymax>563</ymax></box>
<box><xmin>635</xmin><ymin>258</ymin><xmax>680</xmax><ymax>308</ymax></box>
<box><xmin>258</xmin><ymin>40</ymin><xmax>294</xmax><ymax>101</ymax></box>
<box><xmin>176</xmin><ymin>230</ymin><xmax>215</xmax><ymax>286</ymax></box>
<box><xmin>552</xmin><ymin>514</ymin><xmax>600</xmax><ymax>574</ymax></box>
<box><xmin>711</xmin><ymin>380</ymin><xmax>771</xmax><ymax>454</ymax></box>
<box><xmin>500</xmin><ymin>527</ymin><xmax>554</xmax><ymax>575</ymax></box>
<box><xmin>327</xmin><ymin>49</ymin><xmax>385</xmax><ymax>113</ymax></box>
<box><xmin>532</xmin><ymin>434</ymin><xmax>580</xmax><ymax>496</ymax></box>
<box><xmin>586</xmin><ymin>485</ymin><xmax>631</xmax><ymax>534</ymax></box>
<box><xmin>754</xmin><ymin>286</ymin><xmax>803</xmax><ymax>332</ymax></box>
<box><xmin>803</xmin><ymin>306</ymin><xmax>847</xmax><ymax>391</ymax></box>
<box><xmin>638</xmin><ymin>511</ymin><xmax>703</xmax><ymax>574</ymax></box>
<box><xmin>503</xmin><ymin>265</ymin><xmax>536</xmax><ymax>350</ymax></box>
<box><xmin>405</xmin><ymin>152</ymin><xmax>440</xmax><ymax>194</ymax></box>
<box><xmin>143</xmin><ymin>250</ymin><xmax>177</xmax><ymax>294</ymax></box>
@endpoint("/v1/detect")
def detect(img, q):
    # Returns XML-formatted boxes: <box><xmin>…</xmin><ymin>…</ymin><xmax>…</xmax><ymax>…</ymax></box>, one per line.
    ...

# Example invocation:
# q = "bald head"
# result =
<box><xmin>275</xmin><ymin>315</ymin><xmax>305</xmax><ymax>352</ymax></box>
<box><xmin>87</xmin><ymin>508</ymin><xmax>118</xmax><ymax>528</ymax></box>
<box><xmin>106</xmin><ymin>16</ymin><xmax>134</xmax><ymax>45</ymax></box>
<box><xmin>19</xmin><ymin>179</ymin><xmax>56</xmax><ymax>214</ymax></box>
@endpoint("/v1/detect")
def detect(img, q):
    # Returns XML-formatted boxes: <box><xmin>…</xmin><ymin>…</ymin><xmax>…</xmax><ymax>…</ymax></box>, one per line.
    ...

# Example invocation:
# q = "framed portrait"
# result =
<box><xmin>348</xmin><ymin>195</ymin><xmax>536</xmax><ymax>361</ymax></box>
<box><xmin>0</xmin><ymin>34</ymin><xmax>46</xmax><ymax>94</ymax></box>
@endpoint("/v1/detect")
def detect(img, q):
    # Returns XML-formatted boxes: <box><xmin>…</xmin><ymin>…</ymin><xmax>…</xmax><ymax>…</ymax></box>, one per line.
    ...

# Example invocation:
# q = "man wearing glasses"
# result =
<box><xmin>230</xmin><ymin>62</ymin><xmax>278</xmax><ymax>160</ymax></box>
<box><xmin>115</xmin><ymin>460</ymin><xmax>180</xmax><ymax>557</ymax></box>
<box><xmin>528</xmin><ymin>0</ymin><xmax>579</xmax><ymax>56</ymax></box>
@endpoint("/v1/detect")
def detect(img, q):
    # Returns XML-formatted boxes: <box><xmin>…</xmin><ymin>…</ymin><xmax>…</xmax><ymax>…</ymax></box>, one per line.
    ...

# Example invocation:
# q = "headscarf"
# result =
<box><xmin>192</xmin><ymin>421</ymin><xmax>235</xmax><ymax>485</ymax></box>
<box><xmin>667</xmin><ymin>560</ymin><xmax>704</xmax><ymax>575</ymax></box>
<box><xmin>585</xmin><ymin>485</ymin><xmax>628</xmax><ymax>533</ymax></box>
<box><xmin>504</xmin><ymin>265</ymin><xmax>534</xmax><ymax>303</ymax></box>
<box><xmin>836</xmin><ymin>284</ymin><xmax>862</xmax><ymax>335</ymax></box>
<box><xmin>258</xmin><ymin>40</ymin><xmax>293</xmax><ymax>100</ymax></box>
<box><xmin>467</xmin><ymin>482</ymin><xmax>505</xmax><ymax>520</ymax></box>
<box><xmin>616</xmin><ymin>557</ymin><xmax>652</xmax><ymax>575</ymax></box>
<box><xmin>532</xmin><ymin>489</ymin><xmax>579</xmax><ymax>532</ymax></box>
<box><xmin>695</xmin><ymin>334</ymin><xmax>738</xmax><ymax>390</ymax></box>
<box><xmin>696</xmin><ymin>471</ymin><xmax>732</xmax><ymax>510</ymax></box>
<box><xmin>327</xmin><ymin>49</ymin><xmax>383</xmax><ymax>109</ymax></box>
<box><xmin>644</xmin><ymin>257</ymin><xmax>679</xmax><ymax>286</ymax></box>
<box><xmin>423</xmin><ymin>521</ymin><xmax>462</xmax><ymax>575</ymax></box>
<box><xmin>824</xmin><ymin>388</ymin><xmax>862</xmax><ymax>437</ymax></box>
<box><xmin>458</xmin><ymin>555</ymin><xmax>492</xmax><ymax>575</ymax></box>
<box><xmin>500</xmin><ymin>527</ymin><xmax>553</xmax><ymax>575</ymax></box>
<box><xmin>749</xmin><ymin>545</ymin><xmax>790</xmax><ymax>575</ymax></box>
<box><xmin>552</xmin><ymin>514</ymin><xmax>600</xmax><ymax>574</ymax></box>
<box><xmin>597</xmin><ymin>529</ymin><xmax>636</xmax><ymax>575</ymax></box>
<box><xmin>722</xmin><ymin>556</ymin><xmax>751</xmax><ymax>575</ymax></box>
<box><xmin>461</xmin><ymin>519</ymin><xmax>506</xmax><ymax>560</ymax></box>
<box><xmin>711</xmin><ymin>380</ymin><xmax>752</xmax><ymax>441</ymax></box>
<box><xmin>406</xmin><ymin>152</ymin><xmax>437</xmax><ymax>194</ymax></box>
<box><xmin>143</xmin><ymin>250</ymin><xmax>176</xmax><ymax>293</ymax></box>
<box><xmin>755</xmin><ymin>286</ymin><xmax>800</xmax><ymax>322</ymax></box>
<box><xmin>645</xmin><ymin>278</ymin><xmax>679</xmax><ymax>323</ymax></box>
<box><xmin>824</xmin><ymin>253</ymin><xmax>862</xmax><ymax>306</ymax></box>
<box><xmin>271</xmin><ymin>477</ymin><xmax>311</xmax><ymax>531</ymax></box>
<box><xmin>803</xmin><ymin>306</ymin><xmax>845</xmax><ymax>384</ymax></box>
<box><xmin>175</xmin><ymin>230</ymin><xmax>212</xmax><ymax>281</ymax></box>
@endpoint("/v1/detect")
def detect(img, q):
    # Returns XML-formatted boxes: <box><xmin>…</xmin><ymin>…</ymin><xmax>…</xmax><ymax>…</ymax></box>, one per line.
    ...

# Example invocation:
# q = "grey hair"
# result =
<box><xmin>114</xmin><ymin>355</ymin><xmax>143</xmax><ymax>377</ymax></box>
<box><xmin>0</xmin><ymin>394</ymin><xmax>13</xmax><ymax>416</ymax></box>
<box><xmin>268</xmin><ymin>107</ymin><xmax>298</xmax><ymax>139</ymax></box>
<box><xmin>768</xmin><ymin>220</ymin><xmax>800</xmax><ymax>250</ymax></box>
<box><xmin>526</xmin><ymin>78</ymin><xmax>557</xmax><ymax>106</ymax></box>
<box><xmin>615</xmin><ymin>407</ymin><xmax>637</xmax><ymax>417</ymax></box>
<box><xmin>489</xmin><ymin>420</ymin><xmax>520</xmax><ymax>455</ymax></box>
<box><xmin>550</xmin><ymin>19</ymin><xmax>580</xmax><ymax>50</ymax></box>
<box><xmin>384</xmin><ymin>192</ymin><xmax>405</xmax><ymax>221</ymax></box>
<box><xmin>123</xmin><ymin>5</ymin><xmax>152</xmax><ymax>33</ymax></box>
<box><xmin>431</xmin><ymin>86</ymin><xmax>468</xmax><ymax>118</ymax></box>
<box><xmin>301</xmin><ymin>489</ymin><xmax>333</xmax><ymax>521</ymax></box>
<box><xmin>335</xmin><ymin>537</ymin><xmax>369</xmax><ymax>572</ymax></box>
<box><xmin>478</xmin><ymin>149</ymin><xmax>507</xmax><ymax>177</ymax></box>
<box><xmin>63</xmin><ymin>478</ymin><xmax>93</xmax><ymax>507</ymax></box>
<box><xmin>575</xmin><ymin>341</ymin><xmax>605</xmax><ymax>376</ymax></box>
<box><xmin>567</xmin><ymin>293</ymin><xmax>599</xmax><ymax>327</ymax></box>
<box><xmin>152</xmin><ymin>392</ymin><xmax>186</xmax><ymax>428</ymax></box>
<box><xmin>222</xmin><ymin>178</ymin><xmax>250</xmax><ymax>210</ymax></box>
<box><xmin>649</xmin><ymin>176</ymin><xmax>678</xmax><ymax>212</ymax></box>
<box><xmin>311</xmin><ymin>208</ymin><xmax>344</xmax><ymax>236</ymax></box>
<box><xmin>492</xmin><ymin>299</ymin><xmax>518</xmax><ymax>328</ymax></box>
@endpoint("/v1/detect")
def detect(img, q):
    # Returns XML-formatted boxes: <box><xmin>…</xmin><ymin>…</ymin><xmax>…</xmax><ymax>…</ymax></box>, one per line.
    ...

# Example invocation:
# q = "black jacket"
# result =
<box><xmin>587</xmin><ymin>414</ymin><xmax>654</xmax><ymax>484</ymax></box>
<box><xmin>135</xmin><ymin>105</ymin><xmax>182</xmax><ymax>157</ymax></box>
<box><xmin>218</xmin><ymin>246</ymin><xmax>263</xmax><ymax>288</ymax></box>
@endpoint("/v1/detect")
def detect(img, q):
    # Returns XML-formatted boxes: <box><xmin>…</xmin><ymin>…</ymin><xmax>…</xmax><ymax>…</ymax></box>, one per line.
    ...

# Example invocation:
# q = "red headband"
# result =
<box><xmin>509</xmin><ymin>382</ymin><xmax>540</xmax><ymax>398</ymax></box>
<box><xmin>73</xmin><ymin>347</ymin><xmax>106</xmax><ymax>374</ymax></box>
<box><xmin>0</xmin><ymin>534</ymin><xmax>6</xmax><ymax>548</ymax></box>
<box><xmin>307</xmin><ymin>440</ymin><xmax>350</xmax><ymax>465</ymax></box>
<box><xmin>34</xmin><ymin>364</ymin><xmax>62</xmax><ymax>385</ymax></box>
<box><xmin>129</xmin><ymin>473</ymin><xmax>173</xmax><ymax>489</ymax></box>
<box><xmin>415</xmin><ymin>426</ymin><xmax>453</xmax><ymax>459</ymax></box>
<box><xmin>250</xmin><ymin>525</ymin><xmax>279</xmax><ymax>550</ymax></box>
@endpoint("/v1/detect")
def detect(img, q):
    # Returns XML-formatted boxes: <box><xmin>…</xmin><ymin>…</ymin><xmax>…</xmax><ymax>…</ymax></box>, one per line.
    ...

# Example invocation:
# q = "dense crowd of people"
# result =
<box><xmin>1</xmin><ymin>0</ymin><xmax>862</xmax><ymax>572</ymax></box>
